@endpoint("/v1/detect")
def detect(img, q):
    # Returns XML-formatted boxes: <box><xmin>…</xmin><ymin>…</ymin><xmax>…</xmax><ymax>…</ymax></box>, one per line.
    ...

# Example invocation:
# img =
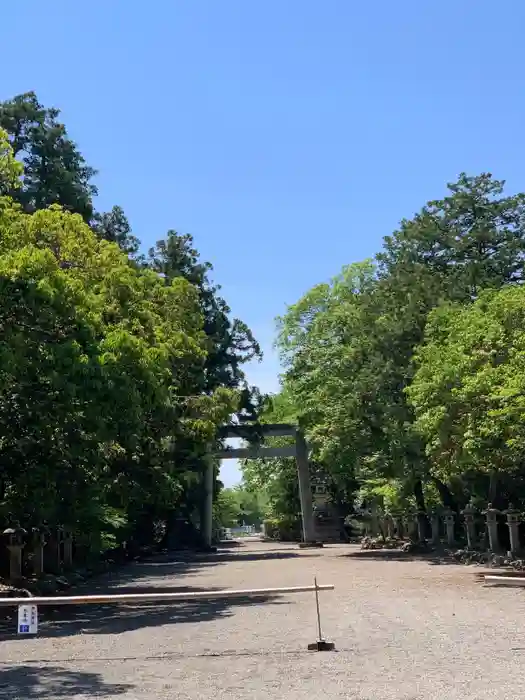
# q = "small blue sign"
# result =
<box><xmin>19</xmin><ymin>625</ymin><xmax>29</xmax><ymax>633</ymax></box>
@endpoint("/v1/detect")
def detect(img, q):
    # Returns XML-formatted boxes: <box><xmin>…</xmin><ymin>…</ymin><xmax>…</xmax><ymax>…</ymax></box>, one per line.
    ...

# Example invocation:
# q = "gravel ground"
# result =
<box><xmin>0</xmin><ymin>539</ymin><xmax>525</xmax><ymax>699</ymax></box>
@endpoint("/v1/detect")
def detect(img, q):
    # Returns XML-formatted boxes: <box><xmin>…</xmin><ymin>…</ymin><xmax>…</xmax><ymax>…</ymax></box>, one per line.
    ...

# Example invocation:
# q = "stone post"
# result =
<box><xmin>63</xmin><ymin>529</ymin><xmax>74</xmax><ymax>569</ymax></box>
<box><xmin>31</xmin><ymin>526</ymin><xmax>46</xmax><ymax>577</ymax></box>
<box><xmin>483</xmin><ymin>504</ymin><xmax>500</xmax><ymax>553</ymax></box>
<box><xmin>430</xmin><ymin>510</ymin><xmax>441</xmax><ymax>545</ymax></box>
<box><xmin>505</xmin><ymin>505</ymin><xmax>521</xmax><ymax>556</ymax></box>
<box><xmin>443</xmin><ymin>509</ymin><xmax>455</xmax><ymax>546</ymax></box>
<box><xmin>385</xmin><ymin>513</ymin><xmax>395</xmax><ymax>539</ymax></box>
<box><xmin>3</xmin><ymin>524</ymin><xmax>26</xmax><ymax>582</ymax></box>
<box><xmin>416</xmin><ymin>510</ymin><xmax>427</xmax><ymax>543</ymax></box>
<box><xmin>462</xmin><ymin>501</ymin><xmax>477</xmax><ymax>550</ymax></box>
<box><xmin>44</xmin><ymin>526</ymin><xmax>62</xmax><ymax>574</ymax></box>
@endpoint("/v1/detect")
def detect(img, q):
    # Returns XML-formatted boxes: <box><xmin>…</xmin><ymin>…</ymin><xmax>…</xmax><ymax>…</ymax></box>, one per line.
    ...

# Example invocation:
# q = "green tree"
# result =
<box><xmin>0</xmin><ymin>106</ymin><xmax>265</xmax><ymax>556</ymax></box>
<box><xmin>147</xmin><ymin>229</ymin><xmax>263</xmax><ymax>541</ymax></box>
<box><xmin>91</xmin><ymin>205</ymin><xmax>140</xmax><ymax>256</ymax></box>
<box><xmin>276</xmin><ymin>262</ymin><xmax>382</xmax><ymax>501</ymax></box>
<box><xmin>274</xmin><ymin>174</ymin><xmax>525</xmax><ymax>514</ymax></box>
<box><xmin>214</xmin><ymin>486</ymin><xmax>266</xmax><ymax>528</ymax></box>
<box><xmin>378</xmin><ymin>173</ymin><xmax>525</xmax><ymax>301</ymax></box>
<box><xmin>148</xmin><ymin>230</ymin><xmax>261</xmax><ymax>394</ymax></box>
<box><xmin>407</xmin><ymin>285</ymin><xmax>525</xmax><ymax>505</ymax></box>
<box><xmin>0</xmin><ymin>92</ymin><xmax>97</xmax><ymax>221</ymax></box>
<box><xmin>0</xmin><ymin>128</ymin><xmax>22</xmax><ymax>194</ymax></box>
<box><xmin>0</xmin><ymin>181</ymin><xmax>237</xmax><ymax>544</ymax></box>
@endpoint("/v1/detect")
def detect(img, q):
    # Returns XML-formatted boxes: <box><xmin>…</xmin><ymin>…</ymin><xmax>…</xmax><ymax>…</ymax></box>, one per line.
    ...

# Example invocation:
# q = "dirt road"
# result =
<box><xmin>1</xmin><ymin>540</ymin><xmax>524</xmax><ymax>699</ymax></box>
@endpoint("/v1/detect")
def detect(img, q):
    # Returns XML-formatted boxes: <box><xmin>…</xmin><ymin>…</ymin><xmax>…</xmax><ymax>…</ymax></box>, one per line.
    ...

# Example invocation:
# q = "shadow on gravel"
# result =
<box><xmin>341</xmin><ymin>549</ymin><xmax>458</xmax><ymax>565</ymax></box>
<box><xmin>199</xmin><ymin>550</ymin><xmax>321</xmax><ymax>563</ymax></box>
<box><xmin>69</xmin><ymin>551</ymin><xmax>227</xmax><ymax>592</ymax></box>
<box><xmin>0</xmin><ymin>587</ymin><xmax>290</xmax><ymax>640</ymax></box>
<box><xmin>86</xmin><ymin>549</ymin><xmax>316</xmax><ymax>588</ymax></box>
<box><xmin>0</xmin><ymin>545</ymin><xmax>299</xmax><ymax>641</ymax></box>
<box><xmin>0</xmin><ymin>665</ymin><xmax>132</xmax><ymax>698</ymax></box>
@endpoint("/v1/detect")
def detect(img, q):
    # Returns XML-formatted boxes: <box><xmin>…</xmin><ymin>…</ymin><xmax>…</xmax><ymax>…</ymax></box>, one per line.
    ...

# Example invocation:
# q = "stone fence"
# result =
<box><xmin>0</xmin><ymin>524</ymin><xmax>127</xmax><ymax>585</ymax></box>
<box><xmin>359</xmin><ymin>503</ymin><xmax>523</xmax><ymax>555</ymax></box>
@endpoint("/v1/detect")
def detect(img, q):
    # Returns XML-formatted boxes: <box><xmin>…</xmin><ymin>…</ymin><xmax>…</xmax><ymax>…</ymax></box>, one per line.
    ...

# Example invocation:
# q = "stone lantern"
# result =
<box><xmin>443</xmin><ymin>508</ymin><xmax>455</xmax><ymax>546</ymax></box>
<box><xmin>505</xmin><ymin>504</ymin><xmax>521</xmax><ymax>556</ymax></box>
<box><xmin>483</xmin><ymin>503</ymin><xmax>500</xmax><ymax>553</ymax></box>
<box><xmin>461</xmin><ymin>500</ymin><xmax>477</xmax><ymax>550</ymax></box>
<box><xmin>3</xmin><ymin>523</ymin><xmax>27</xmax><ymax>581</ymax></box>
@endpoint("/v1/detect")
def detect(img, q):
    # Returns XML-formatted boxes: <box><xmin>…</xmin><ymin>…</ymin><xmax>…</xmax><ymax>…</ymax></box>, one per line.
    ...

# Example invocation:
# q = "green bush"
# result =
<box><xmin>263</xmin><ymin>515</ymin><xmax>301</xmax><ymax>541</ymax></box>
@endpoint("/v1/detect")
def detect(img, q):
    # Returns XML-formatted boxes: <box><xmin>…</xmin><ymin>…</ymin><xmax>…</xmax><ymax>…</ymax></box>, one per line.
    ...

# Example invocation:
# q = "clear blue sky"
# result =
<box><xmin>4</xmin><ymin>1</ymin><xmax>525</xmax><ymax>485</ymax></box>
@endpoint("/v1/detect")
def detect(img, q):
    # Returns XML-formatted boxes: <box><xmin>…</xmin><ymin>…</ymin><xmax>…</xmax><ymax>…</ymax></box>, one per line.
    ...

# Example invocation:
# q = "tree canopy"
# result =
<box><xmin>245</xmin><ymin>173</ymin><xmax>525</xmax><ymax>517</ymax></box>
<box><xmin>0</xmin><ymin>91</ymin><xmax>263</xmax><ymax>552</ymax></box>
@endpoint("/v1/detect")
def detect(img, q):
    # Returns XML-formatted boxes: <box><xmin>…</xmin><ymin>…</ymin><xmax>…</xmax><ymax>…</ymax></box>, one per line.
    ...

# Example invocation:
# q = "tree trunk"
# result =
<box><xmin>489</xmin><ymin>471</ymin><xmax>498</xmax><ymax>503</ymax></box>
<box><xmin>431</xmin><ymin>476</ymin><xmax>458</xmax><ymax>512</ymax></box>
<box><xmin>414</xmin><ymin>479</ymin><xmax>430</xmax><ymax>539</ymax></box>
<box><xmin>413</xmin><ymin>479</ymin><xmax>426</xmax><ymax>511</ymax></box>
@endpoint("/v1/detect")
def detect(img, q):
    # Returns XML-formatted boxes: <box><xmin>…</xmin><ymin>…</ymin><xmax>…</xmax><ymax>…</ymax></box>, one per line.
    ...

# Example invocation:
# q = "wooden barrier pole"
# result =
<box><xmin>0</xmin><ymin>584</ymin><xmax>335</xmax><ymax>607</ymax></box>
<box><xmin>484</xmin><ymin>575</ymin><xmax>525</xmax><ymax>586</ymax></box>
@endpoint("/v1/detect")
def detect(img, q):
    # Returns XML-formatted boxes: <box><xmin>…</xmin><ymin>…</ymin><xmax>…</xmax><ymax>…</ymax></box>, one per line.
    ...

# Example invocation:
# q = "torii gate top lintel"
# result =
<box><xmin>217</xmin><ymin>423</ymin><xmax>297</xmax><ymax>440</ymax></box>
<box><xmin>217</xmin><ymin>423</ymin><xmax>300</xmax><ymax>460</ymax></box>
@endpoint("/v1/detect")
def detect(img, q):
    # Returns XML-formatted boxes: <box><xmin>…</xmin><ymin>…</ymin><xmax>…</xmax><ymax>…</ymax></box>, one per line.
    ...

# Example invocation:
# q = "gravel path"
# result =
<box><xmin>0</xmin><ymin>540</ymin><xmax>524</xmax><ymax>699</ymax></box>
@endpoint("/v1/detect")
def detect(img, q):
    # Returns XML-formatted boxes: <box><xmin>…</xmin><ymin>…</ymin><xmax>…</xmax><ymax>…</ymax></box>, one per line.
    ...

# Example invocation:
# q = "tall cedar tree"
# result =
<box><xmin>148</xmin><ymin>231</ymin><xmax>264</xmax><ymax>421</ymax></box>
<box><xmin>0</xmin><ymin>92</ymin><xmax>139</xmax><ymax>255</ymax></box>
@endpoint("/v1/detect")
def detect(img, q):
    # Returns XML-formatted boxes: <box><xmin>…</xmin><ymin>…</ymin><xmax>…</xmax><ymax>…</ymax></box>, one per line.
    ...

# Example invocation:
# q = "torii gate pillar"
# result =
<box><xmin>202</xmin><ymin>454</ymin><xmax>215</xmax><ymax>549</ymax></box>
<box><xmin>295</xmin><ymin>429</ymin><xmax>317</xmax><ymax>545</ymax></box>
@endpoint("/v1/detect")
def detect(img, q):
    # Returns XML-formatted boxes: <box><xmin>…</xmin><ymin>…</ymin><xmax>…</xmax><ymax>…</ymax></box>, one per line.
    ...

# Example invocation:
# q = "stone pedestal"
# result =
<box><xmin>444</xmin><ymin>509</ymin><xmax>455</xmax><ymax>546</ymax></box>
<box><xmin>506</xmin><ymin>506</ymin><xmax>521</xmax><ymax>555</ymax></box>
<box><xmin>462</xmin><ymin>501</ymin><xmax>477</xmax><ymax>550</ymax></box>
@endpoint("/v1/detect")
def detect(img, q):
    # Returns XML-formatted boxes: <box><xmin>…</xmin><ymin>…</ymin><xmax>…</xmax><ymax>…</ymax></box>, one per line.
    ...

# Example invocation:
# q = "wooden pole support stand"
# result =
<box><xmin>308</xmin><ymin>640</ymin><xmax>335</xmax><ymax>651</ymax></box>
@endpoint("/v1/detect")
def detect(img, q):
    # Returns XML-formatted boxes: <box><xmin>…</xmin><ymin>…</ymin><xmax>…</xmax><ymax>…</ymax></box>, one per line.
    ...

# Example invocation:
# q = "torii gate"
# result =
<box><xmin>201</xmin><ymin>423</ymin><xmax>318</xmax><ymax>547</ymax></box>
